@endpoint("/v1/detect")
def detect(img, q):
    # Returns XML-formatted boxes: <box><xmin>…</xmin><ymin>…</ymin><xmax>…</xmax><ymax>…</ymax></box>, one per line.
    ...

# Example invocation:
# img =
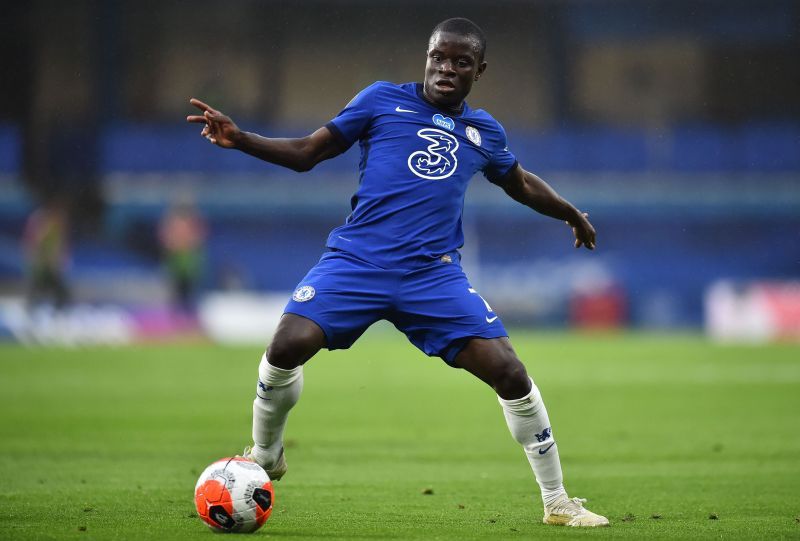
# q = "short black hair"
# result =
<box><xmin>430</xmin><ymin>18</ymin><xmax>487</xmax><ymax>61</ymax></box>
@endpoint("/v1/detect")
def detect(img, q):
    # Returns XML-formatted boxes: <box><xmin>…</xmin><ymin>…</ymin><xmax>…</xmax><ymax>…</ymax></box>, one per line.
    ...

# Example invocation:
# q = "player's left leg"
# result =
<box><xmin>392</xmin><ymin>260</ymin><xmax>607</xmax><ymax>526</ymax></box>
<box><xmin>453</xmin><ymin>338</ymin><xmax>609</xmax><ymax>527</ymax></box>
<box><xmin>452</xmin><ymin>339</ymin><xmax>565</xmax><ymax>502</ymax></box>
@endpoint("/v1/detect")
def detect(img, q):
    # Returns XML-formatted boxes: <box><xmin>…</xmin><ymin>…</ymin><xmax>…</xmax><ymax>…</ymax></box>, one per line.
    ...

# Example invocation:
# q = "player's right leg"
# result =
<box><xmin>248</xmin><ymin>250</ymin><xmax>393</xmax><ymax>479</ymax></box>
<box><xmin>248</xmin><ymin>314</ymin><xmax>326</xmax><ymax>479</ymax></box>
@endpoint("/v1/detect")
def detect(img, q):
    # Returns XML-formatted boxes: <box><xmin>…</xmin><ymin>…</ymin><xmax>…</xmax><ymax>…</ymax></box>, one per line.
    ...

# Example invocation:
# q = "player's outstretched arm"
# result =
<box><xmin>499</xmin><ymin>164</ymin><xmax>596</xmax><ymax>250</ymax></box>
<box><xmin>186</xmin><ymin>98</ymin><xmax>344</xmax><ymax>172</ymax></box>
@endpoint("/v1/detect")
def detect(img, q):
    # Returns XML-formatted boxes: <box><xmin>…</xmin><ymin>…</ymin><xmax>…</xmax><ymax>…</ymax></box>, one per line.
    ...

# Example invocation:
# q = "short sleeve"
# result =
<box><xmin>482</xmin><ymin>122</ymin><xmax>518</xmax><ymax>185</ymax></box>
<box><xmin>325</xmin><ymin>82</ymin><xmax>381</xmax><ymax>151</ymax></box>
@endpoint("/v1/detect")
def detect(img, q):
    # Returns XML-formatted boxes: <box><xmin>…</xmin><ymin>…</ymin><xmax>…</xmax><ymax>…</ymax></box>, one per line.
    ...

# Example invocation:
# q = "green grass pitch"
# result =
<box><xmin>1</xmin><ymin>329</ymin><xmax>799</xmax><ymax>539</ymax></box>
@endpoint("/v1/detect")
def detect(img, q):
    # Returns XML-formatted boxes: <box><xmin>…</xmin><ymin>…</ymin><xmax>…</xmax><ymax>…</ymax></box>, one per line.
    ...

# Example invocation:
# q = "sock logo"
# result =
<box><xmin>257</xmin><ymin>380</ymin><xmax>273</xmax><ymax>399</ymax></box>
<box><xmin>535</xmin><ymin>427</ymin><xmax>552</xmax><ymax>443</ymax></box>
<box><xmin>538</xmin><ymin>442</ymin><xmax>556</xmax><ymax>455</ymax></box>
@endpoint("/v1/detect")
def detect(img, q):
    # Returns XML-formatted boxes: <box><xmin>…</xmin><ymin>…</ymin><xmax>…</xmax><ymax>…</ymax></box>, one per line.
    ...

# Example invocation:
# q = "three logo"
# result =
<box><xmin>404</xmin><ymin>109</ymin><xmax>481</xmax><ymax>181</ymax></box>
<box><xmin>407</xmin><ymin>128</ymin><xmax>460</xmax><ymax>180</ymax></box>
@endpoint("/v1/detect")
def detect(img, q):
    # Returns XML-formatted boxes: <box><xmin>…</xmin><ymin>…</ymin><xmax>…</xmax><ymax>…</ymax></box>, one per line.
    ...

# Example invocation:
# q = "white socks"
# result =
<box><xmin>250</xmin><ymin>354</ymin><xmax>565</xmax><ymax>508</ymax></box>
<box><xmin>498</xmin><ymin>377</ymin><xmax>567</xmax><ymax>508</ymax></box>
<box><xmin>251</xmin><ymin>353</ymin><xmax>303</xmax><ymax>468</ymax></box>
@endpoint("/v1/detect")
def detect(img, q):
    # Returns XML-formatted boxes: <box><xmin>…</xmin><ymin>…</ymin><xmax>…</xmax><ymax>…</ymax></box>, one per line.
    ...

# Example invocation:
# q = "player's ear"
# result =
<box><xmin>475</xmin><ymin>61</ymin><xmax>487</xmax><ymax>81</ymax></box>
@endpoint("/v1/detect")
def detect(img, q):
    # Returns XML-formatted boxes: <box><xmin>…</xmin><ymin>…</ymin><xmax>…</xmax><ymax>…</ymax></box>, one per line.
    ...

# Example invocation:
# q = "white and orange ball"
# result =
<box><xmin>194</xmin><ymin>457</ymin><xmax>274</xmax><ymax>533</ymax></box>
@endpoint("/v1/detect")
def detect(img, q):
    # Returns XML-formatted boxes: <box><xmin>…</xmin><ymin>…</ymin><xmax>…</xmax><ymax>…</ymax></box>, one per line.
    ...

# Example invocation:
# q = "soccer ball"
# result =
<box><xmin>194</xmin><ymin>457</ymin><xmax>275</xmax><ymax>533</ymax></box>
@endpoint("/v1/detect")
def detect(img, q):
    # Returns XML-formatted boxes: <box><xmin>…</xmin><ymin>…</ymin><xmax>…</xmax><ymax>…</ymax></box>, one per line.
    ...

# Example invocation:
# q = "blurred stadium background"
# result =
<box><xmin>0</xmin><ymin>0</ymin><xmax>798</xmax><ymax>345</ymax></box>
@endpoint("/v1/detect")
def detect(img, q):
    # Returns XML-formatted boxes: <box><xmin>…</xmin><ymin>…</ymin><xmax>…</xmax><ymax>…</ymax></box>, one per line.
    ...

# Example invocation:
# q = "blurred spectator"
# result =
<box><xmin>22</xmin><ymin>199</ymin><xmax>71</xmax><ymax>310</ymax></box>
<box><xmin>158</xmin><ymin>198</ymin><xmax>207</xmax><ymax>312</ymax></box>
<box><xmin>569</xmin><ymin>285</ymin><xmax>627</xmax><ymax>330</ymax></box>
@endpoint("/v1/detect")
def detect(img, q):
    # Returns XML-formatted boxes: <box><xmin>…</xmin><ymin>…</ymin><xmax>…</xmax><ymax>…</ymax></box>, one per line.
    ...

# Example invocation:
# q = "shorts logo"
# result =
<box><xmin>292</xmin><ymin>285</ymin><xmax>315</xmax><ymax>302</ymax></box>
<box><xmin>465</xmin><ymin>126</ymin><xmax>481</xmax><ymax>146</ymax></box>
<box><xmin>469</xmin><ymin>287</ymin><xmax>498</xmax><ymax>324</ymax></box>
<box><xmin>432</xmin><ymin>114</ymin><xmax>455</xmax><ymax>131</ymax></box>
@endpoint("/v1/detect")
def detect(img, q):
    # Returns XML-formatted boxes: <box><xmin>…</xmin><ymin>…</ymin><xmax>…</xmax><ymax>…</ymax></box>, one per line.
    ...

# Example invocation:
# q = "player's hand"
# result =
<box><xmin>186</xmin><ymin>98</ymin><xmax>241</xmax><ymax>149</ymax></box>
<box><xmin>567</xmin><ymin>212</ymin><xmax>596</xmax><ymax>250</ymax></box>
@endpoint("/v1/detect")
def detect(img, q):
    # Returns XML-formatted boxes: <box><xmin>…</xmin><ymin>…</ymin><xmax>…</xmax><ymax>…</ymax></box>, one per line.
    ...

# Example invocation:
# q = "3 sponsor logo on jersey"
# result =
<box><xmin>407</xmin><ymin>128</ymin><xmax>459</xmax><ymax>180</ymax></box>
<box><xmin>292</xmin><ymin>285</ymin><xmax>315</xmax><ymax>302</ymax></box>
<box><xmin>432</xmin><ymin>114</ymin><xmax>455</xmax><ymax>131</ymax></box>
<box><xmin>465</xmin><ymin>126</ymin><xmax>481</xmax><ymax>146</ymax></box>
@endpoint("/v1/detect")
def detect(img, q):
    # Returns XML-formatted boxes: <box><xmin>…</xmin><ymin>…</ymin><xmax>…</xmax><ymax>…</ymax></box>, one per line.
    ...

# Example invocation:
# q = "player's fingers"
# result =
<box><xmin>189</xmin><ymin>98</ymin><xmax>214</xmax><ymax>112</ymax></box>
<box><xmin>204</xmin><ymin>110</ymin><xmax>221</xmax><ymax>122</ymax></box>
<box><xmin>186</xmin><ymin>115</ymin><xmax>208</xmax><ymax>124</ymax></box>
<box><xmin>203</xmin><ymin>110</ymin><xmax>222</xmax><ymax>127</ymax></box>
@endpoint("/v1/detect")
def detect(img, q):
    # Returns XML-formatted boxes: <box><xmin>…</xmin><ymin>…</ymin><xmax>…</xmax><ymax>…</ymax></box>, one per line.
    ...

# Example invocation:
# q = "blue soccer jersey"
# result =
<box><xmin>324</xmin><ymin>81</ymin><xmax>518</xmax><ymax>268</ymax></box>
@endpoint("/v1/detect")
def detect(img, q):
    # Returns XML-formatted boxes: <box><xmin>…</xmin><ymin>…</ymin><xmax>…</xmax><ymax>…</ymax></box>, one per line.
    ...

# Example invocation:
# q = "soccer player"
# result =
<box><xmin>187</xmin><ymin>18</ymin><xmax>609</xmax><ymax>528</ymax></box>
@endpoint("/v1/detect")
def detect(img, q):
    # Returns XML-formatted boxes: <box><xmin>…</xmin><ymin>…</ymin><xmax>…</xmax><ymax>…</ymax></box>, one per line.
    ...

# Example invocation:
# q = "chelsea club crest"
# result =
<box><xmin>292</xmin><ymin>285</ymin><xmax>315</xmax><ymax>302</ymax></box>
<box><xmin>465</xmin><ymin>126</ymin><xmax>481</xmax><ymax>146</ymax></box>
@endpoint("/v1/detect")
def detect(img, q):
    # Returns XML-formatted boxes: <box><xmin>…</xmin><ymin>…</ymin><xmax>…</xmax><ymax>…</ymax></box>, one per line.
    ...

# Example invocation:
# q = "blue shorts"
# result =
<box><xmin>284</xmin><ymin>250</ymin><xmax>508</xmax><ymax>365</ymax></box>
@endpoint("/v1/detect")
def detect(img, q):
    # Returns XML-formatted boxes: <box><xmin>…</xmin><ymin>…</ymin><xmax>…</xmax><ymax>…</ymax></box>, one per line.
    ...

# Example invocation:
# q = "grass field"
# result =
<box><xmin>1</xmin><ymin>329</ymin><xmax>799</xmax><ymax>540</ymax></box>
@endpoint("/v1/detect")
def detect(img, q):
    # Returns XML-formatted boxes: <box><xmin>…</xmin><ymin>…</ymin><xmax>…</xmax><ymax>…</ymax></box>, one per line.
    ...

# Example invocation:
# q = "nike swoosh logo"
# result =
<box><xmin>486</xmin><ymin>315</ymin><xmax>498</xmax><ymax>323</ymax></box>
<box><xmin>395</xmin><ymin>106</ymin><xmax>418</xmax><ymax>113</ymax></box>
<box><xmin>539</xmin><ymin>442</ymin><xmax>555</xmax><ymax>455</ymax></box>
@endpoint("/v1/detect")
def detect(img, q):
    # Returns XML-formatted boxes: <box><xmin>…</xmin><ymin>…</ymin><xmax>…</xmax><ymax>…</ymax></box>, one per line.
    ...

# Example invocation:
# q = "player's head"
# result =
<box><xmin>424</xmin><ymin>18</ymin><xmax>488</xmax><ymax>109</ymax></box>
<box><xmin>431</xmin><ymin>18</ymin><xmax>486</xmax><ymax>62</ymax></box>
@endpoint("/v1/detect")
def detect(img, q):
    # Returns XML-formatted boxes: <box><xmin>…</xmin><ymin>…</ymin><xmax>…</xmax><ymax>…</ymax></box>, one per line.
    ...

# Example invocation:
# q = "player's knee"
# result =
<box><xmin>265</xmin><ymin>335</ymin><xmax>311</xmax><ymax>369</ymax></box>
<box><xmin>492</xmin><ymin>358</ymin><xmax>531</xmax><ymax>400</ymax></box>
<box><xmin>266</xmin><ymin>316</ymin><xmax>325</xmax><ymax>369</ymax></box>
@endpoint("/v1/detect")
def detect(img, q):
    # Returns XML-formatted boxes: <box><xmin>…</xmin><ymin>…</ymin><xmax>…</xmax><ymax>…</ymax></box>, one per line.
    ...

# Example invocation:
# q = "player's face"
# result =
<box><xmin>423</xmin><ymin>31</ymin><xmax>486</xmax><ymax>109</ymax></box>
